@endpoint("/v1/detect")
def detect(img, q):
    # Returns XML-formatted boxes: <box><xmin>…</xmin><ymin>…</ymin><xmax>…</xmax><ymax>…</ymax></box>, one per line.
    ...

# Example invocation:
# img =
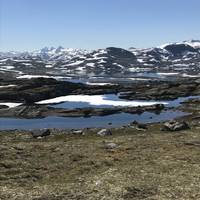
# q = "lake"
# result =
<box><xmin>0</xmin><ymin>110</ymin><xmax>189</xmax><ymax>130</ymax></box>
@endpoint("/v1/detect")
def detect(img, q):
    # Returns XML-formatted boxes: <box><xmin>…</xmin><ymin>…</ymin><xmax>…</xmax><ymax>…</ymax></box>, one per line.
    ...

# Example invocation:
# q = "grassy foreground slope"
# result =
<box><xmin>0</xmin><ymin>123</ymin><xmax>200</xmax><ymax>200</ymax></box>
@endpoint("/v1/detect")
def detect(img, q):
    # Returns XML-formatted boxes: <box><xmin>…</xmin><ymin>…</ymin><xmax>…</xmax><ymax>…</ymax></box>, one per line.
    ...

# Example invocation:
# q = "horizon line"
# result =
<box><xmin>1</xmin><ymin>39</ymin><xmax>199</xmax><ymax>52</ymax></box>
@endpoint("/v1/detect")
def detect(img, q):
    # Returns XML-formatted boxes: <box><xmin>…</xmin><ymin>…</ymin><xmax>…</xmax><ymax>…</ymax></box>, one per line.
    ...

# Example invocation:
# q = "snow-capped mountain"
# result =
<box><xmin>183</xmin><ymin>40</ymin><xmax>200</xmax><ymax>49</ymax></box>
<box><xmin>31</xmin><ymin>46</ymin><xmax>89</xmax><ymax>61</ymax></box>
<box><xmin>0</xmin><ymin>40</ymin><xmax>200</xmax><ymax>81</ymax></box>
<box><xmin>159</xmin><ymin>40</ymin><xmax>200</xmax><ymax>50</ymax></box>
<box><xmin>0</xmin><ymin>46</ymin><xmax>89</xmax><ymax>61</ymax></box>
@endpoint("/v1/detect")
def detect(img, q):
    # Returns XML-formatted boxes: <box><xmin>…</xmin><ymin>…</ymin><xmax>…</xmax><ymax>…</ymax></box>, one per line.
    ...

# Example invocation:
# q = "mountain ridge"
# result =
<box><xmin>0</xmin><ymin>40</ymin><xmax>200</xmax><ymax>80</ymax></box>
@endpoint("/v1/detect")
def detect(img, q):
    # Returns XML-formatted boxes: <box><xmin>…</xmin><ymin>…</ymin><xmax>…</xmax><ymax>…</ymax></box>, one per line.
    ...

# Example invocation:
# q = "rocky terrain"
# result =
<box><xmin>0</xmin><ymin>77</ymin><xmax>199</xmax><ymax>119</ymax></box>
<box><xmin>0</xmin><ymin>77</ymin><xmax>199</xmax><ymax>102</ymax></box>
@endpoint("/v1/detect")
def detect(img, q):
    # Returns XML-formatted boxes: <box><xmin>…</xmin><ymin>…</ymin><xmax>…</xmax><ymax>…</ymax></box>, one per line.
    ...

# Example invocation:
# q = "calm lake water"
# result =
<box><xmin>0</xmin><ymin>94</ymin><xmax>198</xmax><ymax>130</ymax></box>
<box><xmin>0</xmin><ymin>110</ymin><xmax>189</xmax><ymax>130</ymax></box>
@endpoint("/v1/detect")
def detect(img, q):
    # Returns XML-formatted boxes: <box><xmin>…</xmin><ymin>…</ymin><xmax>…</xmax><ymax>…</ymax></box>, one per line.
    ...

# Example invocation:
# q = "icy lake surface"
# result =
<box><xmin>0</xmin><ymin>94</ymin><xmax>198</xmax><ymax>130</ymax></box>
<box><xmin>38</xmin><ymin>94</ymin><xmax>200</xmax><ymax>109</ymax></box>
<box><xmin>37</xmin><ymin>94</ymin><xmax>167</xmax><ymax>108</ymax></box>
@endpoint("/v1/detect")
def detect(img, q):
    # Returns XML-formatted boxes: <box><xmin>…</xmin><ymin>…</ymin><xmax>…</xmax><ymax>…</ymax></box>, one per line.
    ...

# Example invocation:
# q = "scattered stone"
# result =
<box><xmin>155</xmin><ymin>104</ymin><xmax>165</xmax><ymax>110</ymax></box>
<box><xmin>130</xmin><ymin>120</ymin><xmax>138</xmax><ymax>125</ymax></box>
<box><xmin>31</xmin><ymin>129</ymin><xmax>51</xmax><ymax>138</ymax></box>
<box><xmin>130</xmin><ymin>121</ymin><xmax>148</xmax><ymax>130</ymax></box>
<box><xmin>0</xmin><ymin>161</ymin><xmax>15</xmax><ymax>169</ymax></box>
<box><xmin>104</xmin><ymin>142</ymin><xmax>119</xmax><ymax>149</ymax></box>
<box><xmin>184</xmin><ymin>141</ymin><xmax>200</xmax><ymax>146</ymax></box>
<box><xmin>97</xmin><ymin>129</ymin><xmax>112</xmax><ymax>136</ymax></box>
<box><xmin>137</xmin><ymin>123</ymin><xmax>148</xmax><ymax>130</ymax></box>
<box><xmin>71</xmin><ymin>130</ymin><xmax>84</xmax><ymax>135</ymax></box>
<box><xmin>161</xmin><ymin>120</ymin><xmax>190</xmax><ymax>131</ymax></box>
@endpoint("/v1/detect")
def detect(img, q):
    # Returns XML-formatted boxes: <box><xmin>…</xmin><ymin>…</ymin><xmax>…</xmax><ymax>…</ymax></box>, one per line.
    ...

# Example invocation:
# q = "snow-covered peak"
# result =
<box><xmin>33</xmin><ymin>46</ymin><xmax>65</xmax><ymax>55</ymax></box>
<box><xmin>31</xmin><ymin>46</ymin><xmax>89</xmax><ymax>61</ymax></box>
<box><xmin>159</xmin><ymin>43</ymin><xmax>173</xmax><ymax>49</ymax></box>
<box><xmin>184</xmin><ymin>40</ymin><xmax>200</xmax><ymax>49</ymax></box>
<box><xmin>159</xmin><ymin>40</ymin><xmax>200</xmax><ymax>50</ymax></box>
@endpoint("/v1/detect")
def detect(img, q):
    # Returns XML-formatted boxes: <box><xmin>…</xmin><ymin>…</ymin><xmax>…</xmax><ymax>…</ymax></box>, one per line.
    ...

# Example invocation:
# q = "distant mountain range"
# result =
<box><xmin>0</xmin><ymin>40</ymin><xmax>200</xmax><ymax>80</ymax></box>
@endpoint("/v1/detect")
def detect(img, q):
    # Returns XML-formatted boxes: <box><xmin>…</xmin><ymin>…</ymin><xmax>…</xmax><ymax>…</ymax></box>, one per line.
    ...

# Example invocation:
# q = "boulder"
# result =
<box><xmin>104</xmin><ymin>142</ymin><xmax>119</xmax><ymax>149</ymax></box>
<box><xmin>130</xmin><ymin>120</ymin><xmax>138</xmax><ymax>125</ymax></box>
<box><xmin>97</xmin><ymin>129</ymin><xmax>112</xmax><ymax>136</ymax></box>
<box><xmin>155</xmin><ymin>104</ymin><xmax>165</xmax><ymax>110</ymax></box>
<box><xmin>130</xmin><ymin>121</ymin><xmax>148</xmax><ymax>130</ymax></box>
<box><xmin>31</xmin><ymin>129</ymin><xmax>51</xmax><ymax>138</ymax></box>
<box><xmin>0</xmin><ymin>105</ymin><xmax>9</xmax><ymax>109</ymax></box>
<box><xmin>137</xmin><ymin>123</ymin><xmax>148</xmax><ymax>130</ymax></box>
<box><xmin>71</xmin><ymin>130</ymin><xmax>84</xmax><ymax>135</ymax></box>
<box><xmin>161</xmin><ymin>120</ymin><xmax>189</xmax><ymax>131</ymax></box>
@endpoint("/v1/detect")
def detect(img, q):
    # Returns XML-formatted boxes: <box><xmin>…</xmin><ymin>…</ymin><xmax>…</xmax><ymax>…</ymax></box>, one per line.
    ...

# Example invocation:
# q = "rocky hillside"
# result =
<box><xmin>0</xmin><ymin>40</ymin><xmax>200</xmax><ymax>79</ymax></box>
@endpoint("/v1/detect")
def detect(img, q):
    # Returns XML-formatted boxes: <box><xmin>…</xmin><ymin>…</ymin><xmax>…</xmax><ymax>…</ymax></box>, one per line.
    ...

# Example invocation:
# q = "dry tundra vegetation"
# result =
<box><xmin>0</xmin><ymin>99</ymin><xmax>200</xmax><ymax>200</ymax></box>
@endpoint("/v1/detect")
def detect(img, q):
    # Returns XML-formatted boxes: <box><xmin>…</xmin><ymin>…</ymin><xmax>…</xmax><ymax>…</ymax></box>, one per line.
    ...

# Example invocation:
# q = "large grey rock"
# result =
<box><xmin>104</xmin><ymin>142</ymin><xmax>119</xmax><ymax>149</ymax></box>
<box><xmin>161</xmin><ymin>120</ymin><xmax>189</xmax><ymax>131</ymax></box>
<box><xmin>97</xmin><ymin>129</ymin><xmax>112</xmax><ymax>136</ymax></box>
<box><xmin>130</xmin><ymin>121</ymin><xmax>148</xmax><ymax>130</ymax></box>
<box><xmin>71</xmin><ymin>129</ymin><xmax>84</xmax><ymax>135</ymax></box>
<box><xmin>31</xmin><ymin>129</ymin><xmax>51</xmax><ymax>138</ymax></box>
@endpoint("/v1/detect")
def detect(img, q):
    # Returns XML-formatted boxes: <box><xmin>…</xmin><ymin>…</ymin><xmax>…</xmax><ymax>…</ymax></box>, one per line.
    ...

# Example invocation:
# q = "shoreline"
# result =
<box><xmin>0</xmin><ymin>98</ymin><xmax>199</xmax><ymax>199</ymax></box>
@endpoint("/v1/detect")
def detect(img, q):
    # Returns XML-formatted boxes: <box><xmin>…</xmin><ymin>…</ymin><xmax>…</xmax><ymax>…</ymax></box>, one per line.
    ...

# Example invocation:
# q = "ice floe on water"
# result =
<box><xmin>37</xmin><ymin>94</ymin><xmax>200</xmax><ymax>109</ymax></box>
<box><xmin>37</xmin><ymin>94</ymin><xmax>167</xmax><ymax>107</ymax></box>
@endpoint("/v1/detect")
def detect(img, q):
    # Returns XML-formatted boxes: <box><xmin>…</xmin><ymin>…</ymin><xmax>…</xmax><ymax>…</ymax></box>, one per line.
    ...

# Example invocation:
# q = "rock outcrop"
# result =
<box><xmin>161</xmin><ymin>120</ymin><xmax>190</xmax><ymax>131</ymax></box>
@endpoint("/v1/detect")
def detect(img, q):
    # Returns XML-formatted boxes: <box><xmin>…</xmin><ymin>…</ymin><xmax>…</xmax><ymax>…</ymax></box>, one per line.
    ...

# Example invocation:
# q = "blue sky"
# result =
<box><xmin>0</xmin><ymin>0</ymin><xmax>200</xmax><ymax>51</ymax></box>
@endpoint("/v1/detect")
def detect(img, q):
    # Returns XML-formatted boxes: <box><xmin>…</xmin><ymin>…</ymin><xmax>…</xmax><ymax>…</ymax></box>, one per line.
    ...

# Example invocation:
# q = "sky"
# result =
<box><xmin>0</xmin><ymin>0</ymin><xmax>200</xmax><ymax>51</ymax></box>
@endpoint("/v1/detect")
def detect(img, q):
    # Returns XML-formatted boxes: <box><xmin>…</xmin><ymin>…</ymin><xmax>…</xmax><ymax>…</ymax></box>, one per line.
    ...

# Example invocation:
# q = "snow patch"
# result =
<box><xmin>16</xmin><ymin>75</ymin><xmax>68</xmax><ymax>80</ymax></box>
<box><xmin>37</xmin><ymin>95</ymin><xmax>167</xmax><ymax>107</ymax></box>
<box><xmin>45</xmin><ymin>65</ymin><xmax>53</xmax><ymax>68</ymax></box>
<box><xmin>157</xmin><ymin>72</ymin><xmax>179</xmax><ymax>76</ymax></box>
<box><xmin>86</xmin><ymin>82</ymin><xmax>116</xmax><ymax>86</ymax></box>
<box><xmin>67</xmin><ymin>60</ymin><xmax>84</xmax><ymax>66</ymax></box>
<box><xmin>0</xmin><ymin>85</ymin><xmax>17</xmax><ymax>88</ymax></box>
<box><xmin>86</xmin><ymin>63</ymin><xmax>95</xmax><ymax>67</ymax></box>
<box><xmin>0</xmin><ymin>102</ymin><xmax>22</xmax><ymax>108</ymax></box>
<box><xmin>0</xmin><ymin>66</ymin><xmax>15</xmax><ymax>69</ymax></box>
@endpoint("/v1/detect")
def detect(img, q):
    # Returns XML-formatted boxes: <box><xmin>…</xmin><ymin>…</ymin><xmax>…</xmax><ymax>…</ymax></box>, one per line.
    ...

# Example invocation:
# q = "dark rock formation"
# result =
<box><xmin>31</xmin><ymin>129</ymin><xmax>51</xmax><ymax>138</ymax></box>
<box><xmin>0</xmin><ymin>105</ymin><xmax>9</xmax><ymax>109</ymax></box>
<box><xmin>97</xmin><ymin>129</ymin><xmax>112</xmax><ymax>136</ymax></box>
<box><xmin>161</xmin><ymin>120</ymin><xmax>190</xmax><ymax>131</ymax></box>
